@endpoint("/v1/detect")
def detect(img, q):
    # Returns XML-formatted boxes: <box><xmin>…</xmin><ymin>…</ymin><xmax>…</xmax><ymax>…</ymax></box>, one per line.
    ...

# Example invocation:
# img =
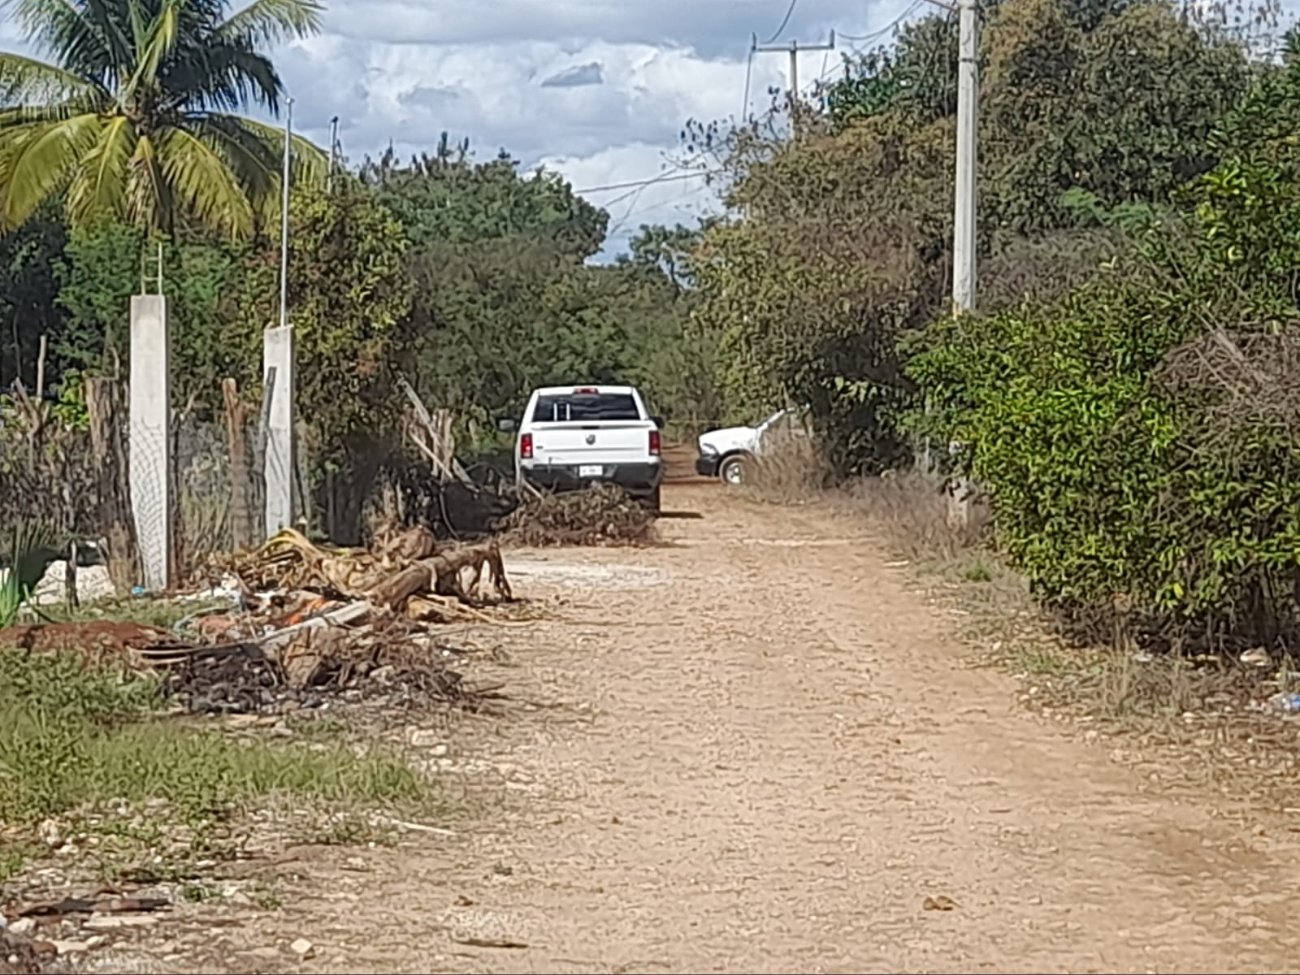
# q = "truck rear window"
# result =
<box><xmin>531</xmin><ymin>393</ymin><xmax>641</xmax><ymax>423</ymax></box>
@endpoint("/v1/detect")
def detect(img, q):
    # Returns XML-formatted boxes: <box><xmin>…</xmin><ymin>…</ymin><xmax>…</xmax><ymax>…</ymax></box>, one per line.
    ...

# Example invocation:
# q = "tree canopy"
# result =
<box><xmin>0</xmin><ymin>0</ymin><xmax>325</xmax><ymax>238</ymax></box>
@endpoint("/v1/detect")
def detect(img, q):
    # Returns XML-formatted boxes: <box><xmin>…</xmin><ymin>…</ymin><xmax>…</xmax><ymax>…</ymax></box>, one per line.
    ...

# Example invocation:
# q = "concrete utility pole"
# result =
<box><xmin>752</xmin><ymin>31</ymin><xmax>836</xmax><ymax>105</ymax></box>
<box><xmin>946</xmin><ymin>0</ymin><xmax>979</xmax><ymax>529</ymax></box>
<box><xmin>951</xmin><ymin>0</ymin><xmax>978</xmax><ymax>314</ymax></box>
<box><xmin>327</xmin><ymin>114</ymin><xmax>339</xmax><ymax>192</ymax></box>
<box><xmin>265</xmin><ymin>98</ymin><xmax>296</xmax><ymax>537</ymax></box>
<box><xmin>279</xmin><ymin>98</ymin><xmax>293</xmax><ymax>331</ymax></box>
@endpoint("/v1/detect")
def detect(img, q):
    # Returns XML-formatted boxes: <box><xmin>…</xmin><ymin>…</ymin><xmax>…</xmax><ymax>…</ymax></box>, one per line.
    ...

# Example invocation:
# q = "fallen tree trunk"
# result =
<box><xmin>369</xmin><ymin>540</ymin><xmax>511</xmax><ymax>610</ymax></box>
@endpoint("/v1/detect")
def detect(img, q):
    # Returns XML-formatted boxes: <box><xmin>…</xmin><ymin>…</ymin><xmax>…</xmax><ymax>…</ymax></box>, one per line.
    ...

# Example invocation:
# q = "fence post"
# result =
<box><xmin>128</xmin><ymin>294</ymin><xmax>172</xmax><ymax>591</ymax></box>
<box><xmin>262</xmin><ymin>327</ymin><xmax>295</xmax><ymax>536</ymax></box>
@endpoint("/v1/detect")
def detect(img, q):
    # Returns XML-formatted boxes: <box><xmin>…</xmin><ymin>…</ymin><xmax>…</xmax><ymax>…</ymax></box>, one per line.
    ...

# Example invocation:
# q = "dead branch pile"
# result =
<box><xmin>1161</xmin><ymin>324</ymin><xmax>1300</xmax><ymax>446</ymax></box>
<box><xmin>0</xmin><ymin>526</ymin><xmax>517</xmax><ymax>717</ymax></box>
<box><xmin>497</xmin><ymin>484</ymin><xmax>658</xmax><ymax>547</ymax></box>
<box><xmin>163</xmin><ymin>624</ymin><xmax>493</xmax><ymax>716</ymax></box>
<box><xmin>212</xmin><ymin>525</ymin><xmax>511</xmax><ymax>609</ymax></box>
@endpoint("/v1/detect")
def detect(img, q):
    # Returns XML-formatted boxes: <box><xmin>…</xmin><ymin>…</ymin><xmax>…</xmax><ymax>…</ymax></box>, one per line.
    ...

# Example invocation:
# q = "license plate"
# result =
<box><xmin>579</xmin><ymin>465</ymin><xmax>602</xmax><ymax>478</ymax></box>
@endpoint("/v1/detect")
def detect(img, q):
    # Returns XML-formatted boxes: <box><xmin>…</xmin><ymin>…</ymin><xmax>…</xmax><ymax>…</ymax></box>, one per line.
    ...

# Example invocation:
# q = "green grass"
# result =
<box><xmin>41</xmin><ymin>596</ymin><xmax>229</xmax><ymax>630</ymax></box>
<box><xmin>0</xmin><ymin>648</ymin><xmax>427</xmax><ymax>832</ymax></box>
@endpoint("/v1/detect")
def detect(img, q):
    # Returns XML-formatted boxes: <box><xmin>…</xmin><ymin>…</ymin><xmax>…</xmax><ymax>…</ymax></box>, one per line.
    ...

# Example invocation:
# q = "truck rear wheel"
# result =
<box><xmin>719</xmin><ymin>454</ymin><xmax>747</xmax><ymax>487</ymax></box>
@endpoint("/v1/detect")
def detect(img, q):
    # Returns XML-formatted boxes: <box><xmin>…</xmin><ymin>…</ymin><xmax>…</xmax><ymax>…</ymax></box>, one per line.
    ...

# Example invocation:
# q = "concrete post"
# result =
<box><xmin>263</xmin><ymin>326</ymin><xmax>295</xmax><ymax>535</ymax></box>
<box><xmin>129</xmin><ymin>295</ymin><xmax>172</xmax><ymax>591</ymax></box>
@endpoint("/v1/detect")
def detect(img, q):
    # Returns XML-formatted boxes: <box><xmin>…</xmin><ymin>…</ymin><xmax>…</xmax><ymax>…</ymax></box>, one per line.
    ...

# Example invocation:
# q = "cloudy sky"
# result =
<box><xmin>276</xmin><ymin>0</ymin><xmax>924</xmax><ymax>256</ymax></box>
<box><xmin>2</xmin><ymin>0</ymin><xmax>922</xmax><ymax>257</ymax></box>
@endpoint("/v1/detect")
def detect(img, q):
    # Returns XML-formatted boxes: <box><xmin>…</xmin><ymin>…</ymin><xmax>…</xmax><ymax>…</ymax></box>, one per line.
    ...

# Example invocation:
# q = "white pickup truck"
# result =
<box><xmin>695</xmin><ymin>406</ymin><xmax>810</xmax><ymax>486</ymax></box>
<box><xmin>502</xmin><ymin>384</ymin><xmax>664</xmax><ymax>511</ymax></box>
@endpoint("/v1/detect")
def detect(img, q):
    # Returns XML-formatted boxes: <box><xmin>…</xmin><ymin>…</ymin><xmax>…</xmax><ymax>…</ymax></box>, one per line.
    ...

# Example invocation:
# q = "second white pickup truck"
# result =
<box><xmin>502</xmin><ymin>385</ymin><xmax>664</xmax><ymax>511</ymax></box>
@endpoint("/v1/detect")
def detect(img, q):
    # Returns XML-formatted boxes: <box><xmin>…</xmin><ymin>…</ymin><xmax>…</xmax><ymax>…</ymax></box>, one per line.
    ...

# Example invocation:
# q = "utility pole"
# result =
<box><xmin>327</xmin><ymin>115</ymin><xmax>339</xmax><ymax>192</ymax></box>
<box><xmin>952</xmin><ymin>0</ymin><xmax>978</xmax><ymax>314</ymax></box>
<box><xmin>265</xmin><ymin>97</ymin><xmax>297</xmax><ymax>537</ymax></box>
<box><xmin>945</xmin><ymin>0</ymin><xmax>979</xmax><ymax>527</ymax></box>
<box><xmin>752</xmin><ymin>31</ymin><xmax>835</xmax><ymax>107</ymax></box>
<box><xmin>279</xmin><ymin>98</ymin><xmax>293</xmax><ymax>331</ymax></box>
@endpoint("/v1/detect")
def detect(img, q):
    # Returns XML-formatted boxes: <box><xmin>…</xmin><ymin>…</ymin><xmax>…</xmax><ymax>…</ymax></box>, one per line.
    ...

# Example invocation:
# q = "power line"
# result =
<box><xmin>838</xmin><ymin>0</ymin><xmax>926</xmax><ymax>44</ymax></box>
<box><xmin>612</xmin><ymin>182</ymin><xmax>716</xmax><ymax>233</ymax></box>
<box><xmin>572</xmin><ymin>169</ymin><xmax>715</xmax><ymax>195</ymax></box>
<box><xmin>762</xmin><ymin>0</ymin><xmax>801</xmax><ymax>44</ymax></box>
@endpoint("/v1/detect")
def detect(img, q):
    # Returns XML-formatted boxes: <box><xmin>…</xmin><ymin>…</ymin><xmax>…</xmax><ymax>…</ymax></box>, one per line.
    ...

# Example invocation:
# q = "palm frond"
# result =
<box><xmin>0</xmin><ymin>519</ymin><xmax>57</xmax><ymax>627</ymax></box>
<box><xmin>155</xmin><ymin>123</ymin><xmax>253</xmax><ymax>238</ymax></box>
<box><xmin>0</xmin><ymin>112</ymin><xmax>101</xmax><ymax>230</ymax></box>
<box><xmin>162</xmin><ymin>39</ymin><xmax>282</xmax><ymax>113</ymax></box>
<box><xmin>66</xmin><ymin>113</ymin><xmax>135</xmax><ymax>227</ymax></box>
<box><xmin>124</xmin><ymin>131</ymin><xmax>172</xmax><ymax>235</ymax></box>
<box><xmin>0</xmin><ymin>92</ymin><xmax>108</xmax><ymax>128</ymax></box>
<box><xmin>4</xmin><ymin>0</ymin><xmax>118</xmax><ymax>85</ymax></box>
<box><xmin>80</xmin><ymin>0</ymin><xmax>137</xmax><ymax>75</ymax></box>
<box><xmin>0</xmin><ymin>52</ymin><xmax>107</xmax><ymax>105</ymax></box>
<box><xmin>217</xmin><ymin>0</ymin><xmax>323</xmax><ymax>46</ymax></box>
<box><xmin>200</xmin><ymin>114</ymin><xmax>324</xmax><ymax>233</ymax></box>
<box><xmin>233</xmin><ymin>115</ymin><xmax>328</xmax><ymax>182</ymax></box>
<box><xmin>123</xmin><ymin>0</ymin><xmax>184</xmax><ymax>104</ymax></box>
<box><xmin>192</xmin><ymin>112</ymin><xmax>280</xmax><ymax>201</ymax></box>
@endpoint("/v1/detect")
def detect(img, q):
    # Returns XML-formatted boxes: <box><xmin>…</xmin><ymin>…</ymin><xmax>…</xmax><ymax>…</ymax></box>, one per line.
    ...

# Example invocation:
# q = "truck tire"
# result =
<box><xmin>719</xmin><ymin>453</ymin><xmax>747</xmax><ymax>487</ymax></box>
<box><xmin>645</xmin><ymin>485</ymin><xmax>662</xmax><ymax>514</ymax></box>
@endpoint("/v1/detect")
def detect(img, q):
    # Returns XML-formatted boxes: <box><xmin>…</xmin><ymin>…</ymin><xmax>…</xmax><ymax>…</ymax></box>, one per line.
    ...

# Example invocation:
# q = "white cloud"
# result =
<box><xmin>0</xmin><ymin>0</ymin><xmax>926</xmax><ymax>254</ymax></box>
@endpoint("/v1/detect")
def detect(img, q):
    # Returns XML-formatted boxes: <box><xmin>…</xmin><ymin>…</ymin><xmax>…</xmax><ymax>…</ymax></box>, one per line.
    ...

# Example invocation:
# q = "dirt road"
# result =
<box><xmin>132</xmin><ymin>485</ymin><xmax>1300</xmax><ymax>974</ymax></box>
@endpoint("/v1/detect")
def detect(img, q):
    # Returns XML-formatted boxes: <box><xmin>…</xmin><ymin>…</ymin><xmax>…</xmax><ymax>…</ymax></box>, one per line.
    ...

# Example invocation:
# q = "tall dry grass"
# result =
<box><xmin>740</xmin><ymin>428</ymin><xmax>830</xmax><ymax>505</ymax></box>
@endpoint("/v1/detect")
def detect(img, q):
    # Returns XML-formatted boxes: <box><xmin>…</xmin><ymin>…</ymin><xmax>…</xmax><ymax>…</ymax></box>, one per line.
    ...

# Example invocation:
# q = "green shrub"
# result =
<box><xmin>907</xmin><ymin>156</ymin><xmax>1300</xmax><ymax>649</ymax></box>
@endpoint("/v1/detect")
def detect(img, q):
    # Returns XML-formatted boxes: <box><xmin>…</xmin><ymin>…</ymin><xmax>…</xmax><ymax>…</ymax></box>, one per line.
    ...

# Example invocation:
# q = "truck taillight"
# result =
<box><xmin>649</xmin><ymin>429</ymin><xmax>661</xmax><ymax>456</ymax></box>
<box><xmin>520</xmin><ymin>433</ymin><xmax>533</xmax><ymax>459</ymax></box>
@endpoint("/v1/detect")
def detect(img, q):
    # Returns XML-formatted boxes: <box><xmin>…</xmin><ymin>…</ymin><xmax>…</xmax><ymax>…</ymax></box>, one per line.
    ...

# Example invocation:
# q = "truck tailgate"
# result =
<box><xmin>531</xmin><ymin>422</ymin><xmax>652</xmax><ymax>466</ymax></box>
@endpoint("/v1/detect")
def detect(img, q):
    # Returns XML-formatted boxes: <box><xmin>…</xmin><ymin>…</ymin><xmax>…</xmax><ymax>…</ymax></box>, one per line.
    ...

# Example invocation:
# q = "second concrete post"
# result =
<box><xmin>263</xmin><ymin>326</ymin><xmax>295</xmax><ymax>536</ymax></box>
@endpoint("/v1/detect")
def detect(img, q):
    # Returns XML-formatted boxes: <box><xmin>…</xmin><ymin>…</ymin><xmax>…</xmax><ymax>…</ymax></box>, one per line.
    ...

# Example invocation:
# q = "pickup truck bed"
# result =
<box><xmin>514</xmin><ymin>385</ymin><xmax>663</xmax><ymax>509</ymax></box>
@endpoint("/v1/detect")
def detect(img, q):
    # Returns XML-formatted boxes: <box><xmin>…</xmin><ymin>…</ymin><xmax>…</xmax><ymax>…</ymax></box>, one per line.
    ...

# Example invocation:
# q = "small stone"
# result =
<box><xmin>290</xmin><ymin>937</ymin><xmax>315</xmax><ymax>958</ymax></box>
<box><xmin>85</xmin><ymin>914</ymin><xmax>160</xmax><ymax>930</ymax></box>
<box><xmin>6</xmin><ymin>918</ymin><xmax>34</xmax><ymax>937</ymax></box>
<box><xmin>52</xmin><ymin>939</ymin><xmax>97</xmax><ymax>955</ymax></box>
<box><xmin>38</xmin><ymin>818</ymin><xmax>61</xmax><ymax>847</ymax></box>
<box><xmin>407</xmin><ymin>728</ymin><xmax>441</xmax><ymax>748</ymax></box>
<box><xmin>430</xmin><ymin>743</ymin><xmax>449</xmax><ymax>757</ymax></box>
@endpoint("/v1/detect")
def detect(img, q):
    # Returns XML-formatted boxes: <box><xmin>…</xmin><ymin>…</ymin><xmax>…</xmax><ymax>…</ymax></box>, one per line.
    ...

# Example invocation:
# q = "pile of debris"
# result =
<box><xmin>0</xmin><ymin>528</ymin><xmax>514</xmax><ymax>716</ymax></box>
<box><xmin>498</xmin><ymin>484</ymin><xmax>658</xmax><ymax>547</ymax></box>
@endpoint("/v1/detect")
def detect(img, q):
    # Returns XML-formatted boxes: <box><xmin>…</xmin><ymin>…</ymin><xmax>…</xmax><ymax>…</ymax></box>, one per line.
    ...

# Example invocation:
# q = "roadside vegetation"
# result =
<box><xmin>8</xmin><ymin>0</ymin><xmax>1300</xmax><ymax>896</ymax></box>
<box><xmin>0</xmin><ymin>643</ymin><xmax>430</xmax><ymax>882</ymax></box>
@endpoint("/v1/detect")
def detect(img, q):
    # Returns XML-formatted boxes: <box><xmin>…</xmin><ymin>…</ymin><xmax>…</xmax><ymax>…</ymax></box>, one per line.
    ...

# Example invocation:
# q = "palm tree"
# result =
<box><xmin>0</xmin><ymin>0</ymin><xmax>327</xmax><ymax>240</ymax></box>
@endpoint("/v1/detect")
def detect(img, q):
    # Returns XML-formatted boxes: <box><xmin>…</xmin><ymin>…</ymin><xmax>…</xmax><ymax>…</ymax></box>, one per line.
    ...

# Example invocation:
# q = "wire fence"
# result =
<box><xmin>0</xmin><ymin>378</ymin><xmax>269</xmax><ymax>592</ymax></box>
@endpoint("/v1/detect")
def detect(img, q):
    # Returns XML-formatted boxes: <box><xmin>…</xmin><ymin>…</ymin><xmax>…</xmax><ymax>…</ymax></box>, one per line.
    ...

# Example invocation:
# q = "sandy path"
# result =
<box><xmin>118</xmin><ymin>485</ymin><xmax>1300</xmax><ymax>974</ymax></box>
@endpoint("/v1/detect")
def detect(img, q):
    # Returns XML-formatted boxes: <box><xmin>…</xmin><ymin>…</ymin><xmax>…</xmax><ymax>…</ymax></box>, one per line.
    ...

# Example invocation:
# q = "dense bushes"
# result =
<box><xmin>909</xmin><ymin>157</ymin><xmax>1300</xmax><ymax>649</ymax></box>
